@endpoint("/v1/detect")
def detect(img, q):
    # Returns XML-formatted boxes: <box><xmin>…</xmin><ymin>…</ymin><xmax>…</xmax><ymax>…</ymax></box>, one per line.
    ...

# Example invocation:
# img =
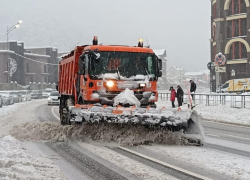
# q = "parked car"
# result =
<box><xmin>10</xmin><ymin>91</ymin><xmax>22</xmax><ymax>103</ymax></box>
<box><xmin>19</xmin><ymin>90</ymin><xmax>32</xmax><ymax>101</ymax></box>
<box><xmin>31</xmin><ymin>90</ymin><xmax>43</xmax><ymax>99</ymax></box>
<box><xmin>42</xmin><ymin>88</ymin><xmax>54</xmax><ymax>99</ymax></box>
<box><xmin>0</xmin><ymin>91</ymin><xmax>15</xmax><ymax>105</ymax></box>
<box><xmin>48</xmin><ymin>91</ymin><xmax>60</xmax><ymax>105</ymax></box>
<box><xmin>0</xmin><ymin>95</ymin><xmax>3</xmax><ymax>108</ymax></box>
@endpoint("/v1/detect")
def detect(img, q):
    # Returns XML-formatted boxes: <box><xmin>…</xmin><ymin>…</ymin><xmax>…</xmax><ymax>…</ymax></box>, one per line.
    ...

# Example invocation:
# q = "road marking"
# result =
<box><xmin>206</xmin><ymin>132</ymin><xmax>250</xmax><ymax>141</ymax></box>
<box><xmin>205</xmin><ymin>134</ymin><xmax>220</xmax><ymax>138</ymax></box>
<box><xmin>204</xmin><ymin>120</ymin><xmax>250</xmax><ymax>129</ymax></box>
<box><xmin>51</xmin><ymin>106</ymin><xmax>60</xmax><ymax>121</ymax></box>
<box><xmin>118</xmin><ymin>146</ymin><xmax>213</xmax><ymax>180</ymax></box>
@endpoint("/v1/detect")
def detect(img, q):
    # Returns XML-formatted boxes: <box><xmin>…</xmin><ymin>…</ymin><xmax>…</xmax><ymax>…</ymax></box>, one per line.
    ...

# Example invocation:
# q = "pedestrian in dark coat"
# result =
<box><xmin>176</xmin><ymin>85</ymin><xmax>184</xmax><ymax>107</ymax></box>
<box><xmin>190</xmin><ymin>80</ymin><xmax>196</xmax><ymax>100</ymax></box>
<box><xmin>169</xmin><ymin>86</ymin><xmax>176</xmax><ymax>108</ymax></box>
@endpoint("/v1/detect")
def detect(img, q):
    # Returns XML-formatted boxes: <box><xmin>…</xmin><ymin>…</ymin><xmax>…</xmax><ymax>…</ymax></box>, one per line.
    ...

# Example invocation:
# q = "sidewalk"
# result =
<box><xmin>156</xmin><ymin>99</ymin><xmax>250</xmax><ymax>127</ymax></box>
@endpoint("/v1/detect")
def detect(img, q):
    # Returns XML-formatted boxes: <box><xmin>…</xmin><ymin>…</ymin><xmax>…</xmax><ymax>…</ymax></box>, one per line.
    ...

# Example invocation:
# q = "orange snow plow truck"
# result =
<box><xmin>58</xmin><ymin>37</ymin><xmax>204</xmax><ymax>144</ymax></box>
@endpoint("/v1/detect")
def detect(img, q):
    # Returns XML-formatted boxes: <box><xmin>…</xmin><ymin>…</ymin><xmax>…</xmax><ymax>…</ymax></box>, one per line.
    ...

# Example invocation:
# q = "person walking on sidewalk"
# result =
<box><xmin>190</xmin><ymin>80</ymin><xmax>196</xmax><ymax>100</ymax></box>
<box><xmin>169</xmin><ymin>86</ymin><xmax>176</xmax><ymax>108</ymax></box>
<box><xmin>176</xmin><ymin>85</ymin><xmax>184</xmax><ymax>107</ymax></box>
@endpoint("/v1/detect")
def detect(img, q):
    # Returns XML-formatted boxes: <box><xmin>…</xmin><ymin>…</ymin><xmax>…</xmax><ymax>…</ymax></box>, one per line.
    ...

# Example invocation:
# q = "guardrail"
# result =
<box><xmin>158</xmin><ymin>92</ymin><xmax>250</xmax><ymax>108</ymax></box>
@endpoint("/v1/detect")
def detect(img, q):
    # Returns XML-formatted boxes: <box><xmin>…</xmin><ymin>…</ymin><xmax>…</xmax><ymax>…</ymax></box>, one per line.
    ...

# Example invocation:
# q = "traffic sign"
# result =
<box><xmin>207</xmin><ymin>62</ymin><xmax>214</xmax><ymax>70</ymax></box>
<box><xmin>215</xmin><ymin>66</ymin><xmax>226</xmax><ymax>72</ymax></box>
<box><xmin>214</xmin><ymin>52</ymin><xmax>226</xmax><ymax>66</ymax></box>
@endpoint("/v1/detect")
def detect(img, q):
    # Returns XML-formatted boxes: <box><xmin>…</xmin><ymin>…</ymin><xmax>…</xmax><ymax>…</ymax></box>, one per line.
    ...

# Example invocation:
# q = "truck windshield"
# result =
<box><xmin>89</xmin><ymin>52</ymin><xmax>156</xmax><ymax>80</ymax></box>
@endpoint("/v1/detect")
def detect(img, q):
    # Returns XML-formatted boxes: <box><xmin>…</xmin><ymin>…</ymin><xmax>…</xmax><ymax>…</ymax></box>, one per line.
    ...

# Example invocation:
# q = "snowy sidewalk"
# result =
<box><xmin>0</xmin><ymin>100</ymin><xmax>67</xmax><ymax>180</ymax></box>
<box><xmin>0</xmin><ymin>135</ymin><xmax>66</xmax><ymax>180</ymax></box>
<box><xmin>157</xmin><ymin>99</ymin><xmax>250</xmax><ymax>126</ymax></box>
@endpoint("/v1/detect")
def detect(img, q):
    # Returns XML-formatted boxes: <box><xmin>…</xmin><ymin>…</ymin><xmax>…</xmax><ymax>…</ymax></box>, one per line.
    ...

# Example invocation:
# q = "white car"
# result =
<box><xmin>48</xmin><ymin>91</ymin><xmax>60</xmax><ymax>105</ymax></box>
<box><xmin>0</xmin><ymin>91</ymin><xmax>15</xmax><ymax>105</ymax></box>
<box><xmin>19</xmin><ymin>90</ymin><xmax>32</xmax><ymax>101</ymax></box>
<box><xmin>10</xmin><ymin>91</ymin><xmax>22</xmax><ymax>103</ymax></box>
<box><xmin>43</xmin><ymin>88</ymin><xmax>54</xmax><ymax>99</ymax></box>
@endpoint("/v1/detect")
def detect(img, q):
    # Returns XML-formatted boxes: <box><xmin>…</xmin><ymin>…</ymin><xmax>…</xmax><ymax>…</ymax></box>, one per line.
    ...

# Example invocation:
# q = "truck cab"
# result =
<box><xmin>59</xmin><ymin>38</ymin><xmax>162</xmax><ymax>108</ymax></box>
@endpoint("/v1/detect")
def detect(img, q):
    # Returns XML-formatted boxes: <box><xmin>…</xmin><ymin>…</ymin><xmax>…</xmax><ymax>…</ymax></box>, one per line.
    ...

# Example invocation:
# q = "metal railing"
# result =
<box><xmin>158</xmin><ymin>92</ymin><xmax>250</xmax><ymax>108</ymax></box>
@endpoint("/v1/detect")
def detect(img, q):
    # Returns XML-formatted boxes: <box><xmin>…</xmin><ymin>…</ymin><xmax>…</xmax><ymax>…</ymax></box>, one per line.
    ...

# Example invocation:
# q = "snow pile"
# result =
<box><xmin>0</xmin><ymin>103</ymin><xmax>20</xmax><ymax>120</ymax></box>
<box><xmin>195</xmin><ymin>104</ymin><xmax>250</xmax><ymax>126</ymax></box>
<box><xmin>11</xmin><ymin>122</ymin><xmax>182</xmax><ymax>146</ymax></box>
<box><xmin>145</xmin><ymin>145</ymin><xmax>250</xmax><ymax>180</ymax></box>
<box><xmin>157</xmin><ymin>99</ymin><xmax>250</xmax><ymax>126</ymax></box>
<box><xmin>91</xmin><ymin>93</ymin><xmax>100</xmax><ymax>100</ymax></box>
<box><xmin>0</xmin><ymin>135</ymin><xmax>66</xmax><ymax>180</ymax></box>
<box><xmin>80</xmin><ymin>142</ymin><xmax>179</xmax><ymax>180</ymax></box>
<box><xmin>114</xmin><ymin>88</ymin><xmax>141</xmax><ymax>107</ymax></box>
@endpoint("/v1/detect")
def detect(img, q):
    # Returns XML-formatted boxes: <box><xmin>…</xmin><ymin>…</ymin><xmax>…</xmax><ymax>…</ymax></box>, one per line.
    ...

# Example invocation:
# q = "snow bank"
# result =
<box><xmin>11</xmin><ymin>122</ymin><xmax>182</xmax><ymax>146</ymax></box>
<box><xmin>114</xmin><ymin>88</ymin><xmax>141</xmax><ymax>107</ymax></box>
<box><xmin>157</xmin><ymin>99</ymin><xmax>250</xmax><ymax>126</ymax></box>
<box><xmin>195</xmin><ymin>104</ymin><xmax>250</xmax><ymax>126</ymax></box>
<box><xmin>0</xmin><ymin>103</ymin><xmax>20</xmax><ymax>119</ymax></box>
<box><xmin>0</xmin><ymin>135</ymin><xmax>66</xmax><ymax>180</ymax></box>
<box><xmin>79</xmin><ymin>142</ymin><xmax>178</xmax><ymax>180</ymax></box>
<box><xmin>144</xmin><ymin>145</ymin><xmax>250</xmax><ymax>180</ymax></box>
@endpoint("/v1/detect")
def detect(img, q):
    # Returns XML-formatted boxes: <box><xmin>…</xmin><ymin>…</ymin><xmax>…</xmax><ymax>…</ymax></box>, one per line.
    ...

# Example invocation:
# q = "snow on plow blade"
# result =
<box><xmin>69</xmin><ymin>105</ymin><xmax>204</xmax><ymax>145</ymax></box>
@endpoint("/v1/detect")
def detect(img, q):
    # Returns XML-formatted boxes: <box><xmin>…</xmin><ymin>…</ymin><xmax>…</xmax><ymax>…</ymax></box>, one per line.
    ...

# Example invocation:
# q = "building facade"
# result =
<box><xmin>0</xmin><ymin>41</ymin><xmax>58</xmax><ymax>85</ymax></box>
<box><xmin>211</xmin><ymin>0</ymin><xmax>250</xmax><ymax>91</ymax></box>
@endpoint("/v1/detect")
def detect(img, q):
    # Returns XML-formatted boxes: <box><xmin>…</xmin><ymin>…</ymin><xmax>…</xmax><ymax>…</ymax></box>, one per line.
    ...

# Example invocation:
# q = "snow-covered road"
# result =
<box><xmin>0</xmin><ymin>100</ymin><xmax>250</xmax><ymax>180</ymax></box>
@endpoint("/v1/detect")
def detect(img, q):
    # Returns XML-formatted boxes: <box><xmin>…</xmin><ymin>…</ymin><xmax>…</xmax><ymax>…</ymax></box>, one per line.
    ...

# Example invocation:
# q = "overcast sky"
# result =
<box><xmin>0</xmin><ymin>0</ymin><xmax>211</xmax><ymax>71</ymax></box>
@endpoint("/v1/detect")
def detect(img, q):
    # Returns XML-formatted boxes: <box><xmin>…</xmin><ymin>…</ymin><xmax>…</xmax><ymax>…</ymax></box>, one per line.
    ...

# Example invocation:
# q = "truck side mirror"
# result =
<box><xmin>158</xmin><ymin>59</ymin><xmax>162</xmax><ymax>70</ymax></box>
<box><xmin>158</xmin><ymin>70</ymin><xmax>162</xmax><ymax>77</ymax></box>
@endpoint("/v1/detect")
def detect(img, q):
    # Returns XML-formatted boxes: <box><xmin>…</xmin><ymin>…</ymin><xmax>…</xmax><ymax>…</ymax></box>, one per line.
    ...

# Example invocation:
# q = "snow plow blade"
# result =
<box><xmin>67</xmin><ymin>105</ymin><xmax>204</xmax><ymax>145</ymax></box>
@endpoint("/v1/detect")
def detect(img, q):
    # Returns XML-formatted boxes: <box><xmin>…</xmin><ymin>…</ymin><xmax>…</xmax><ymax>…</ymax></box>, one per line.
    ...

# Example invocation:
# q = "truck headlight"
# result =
<box><xmin>139</xmin><ymin>83</ymin><xmax>146</xmax><ymax>88</ymax></box>
<box><xmin>106</xmin><ymin>81</ymin><xmax>114</xmax><ymax>87</ymax></box>
<box><xmin>48</xmin><ymin>97</ymin><xmax>51</xmax><ymax>100</ymax></box>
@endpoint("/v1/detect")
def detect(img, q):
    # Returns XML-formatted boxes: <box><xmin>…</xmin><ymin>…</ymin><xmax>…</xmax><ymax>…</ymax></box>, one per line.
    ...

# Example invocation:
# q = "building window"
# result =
<box><xmin>229</xmin><ymin>42</ymin><xmax>247</xmax><ymax>59</ymax></box>
<box><xmin>212</xmin><ymin>23</ymin><xmax>216</xmax><ymax>40</ymax></box>
<box><xmin>26</xmin><ymin>63</ymin><xmax>29</xmax><ymax>73</ymax></box>
<box><xmin>213</xmin><ymin>4</ymin><xmax>217</xmax><ymax>19</ymax></box>
<box><xmin>227</xmin><ymin>18</ymin><xmax>247</xmax><ymax>38</ymax></box>
<box><xmin>44</xmin><ymin>65</ymin><xmax>47</xmax><ymax>73</ymax></box>
<box><xmin>229</xmin><ymin>0</ymin><xmax>247</xmax><ymax>15</ymax></box>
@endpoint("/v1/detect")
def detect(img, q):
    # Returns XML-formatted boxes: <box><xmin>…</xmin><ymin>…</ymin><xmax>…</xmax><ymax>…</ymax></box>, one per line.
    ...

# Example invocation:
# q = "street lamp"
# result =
<box><xmin>6</xmin><ymin>20</ymin><xmax>22</xmax><ymax>83</ymax></box>
<box><xmin>7</xmin><ymin>20</ymin><xmax>22</xmax><ymax>44</ymax></box>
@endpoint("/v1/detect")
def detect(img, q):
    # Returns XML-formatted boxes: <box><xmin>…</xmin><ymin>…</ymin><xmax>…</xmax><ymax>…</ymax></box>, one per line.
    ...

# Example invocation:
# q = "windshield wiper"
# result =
<box><xmin>138</xmin><ymin>62</ymin><xmax>150</xmax><ymax>80</ymax></box>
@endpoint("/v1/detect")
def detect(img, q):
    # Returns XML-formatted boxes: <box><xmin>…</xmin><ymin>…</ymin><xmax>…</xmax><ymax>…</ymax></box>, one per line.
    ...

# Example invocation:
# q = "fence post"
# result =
<box><xmin>244</xmin><ymin>95</ymin><xmax>246</xmax><ymax>108</ymax></box>
<box><xmin>241</xmin><ymin>96</ymin><xmax>243</xmax><ymax>108</ymax></box>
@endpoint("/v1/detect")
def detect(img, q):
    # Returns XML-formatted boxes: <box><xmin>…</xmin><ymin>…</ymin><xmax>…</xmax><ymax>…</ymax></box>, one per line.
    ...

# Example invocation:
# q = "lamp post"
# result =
<box><xmin>231</xmin><ymin>69</ymin><xmax>235</xmax><ymax>92</ymax></box>
<box><xmin>6</xmin><ymin>20</ymin><xmax>22</xmax><ymax>83</ymax></box>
